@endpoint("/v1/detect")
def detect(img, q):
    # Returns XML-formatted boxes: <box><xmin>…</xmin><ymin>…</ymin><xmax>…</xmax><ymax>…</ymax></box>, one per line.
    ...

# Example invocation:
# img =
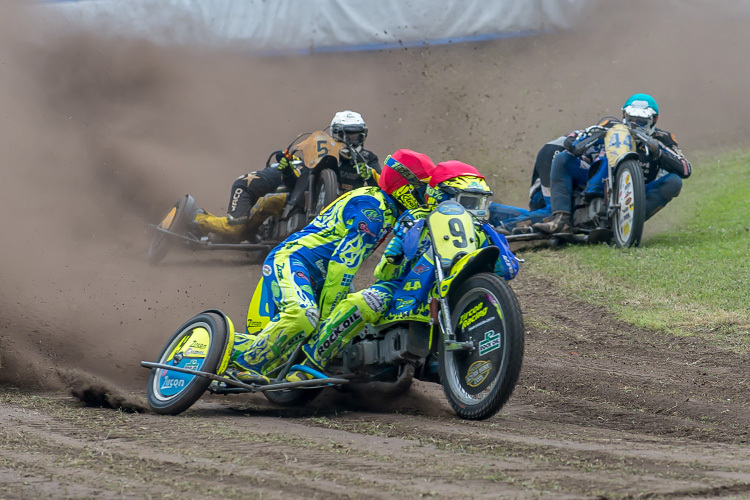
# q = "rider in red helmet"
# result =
<box><xmin>285</xmin><ymin>159</ymin><xmax>519</xmax><ymax>383</ymax></box>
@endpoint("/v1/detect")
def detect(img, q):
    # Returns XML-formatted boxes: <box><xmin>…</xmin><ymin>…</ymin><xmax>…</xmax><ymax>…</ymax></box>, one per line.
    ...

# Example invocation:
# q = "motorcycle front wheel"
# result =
<box><xmin>611</xmin><ymin>159</ymin><xmax>646</xmax><ymax>248</ymax></box>
<box><xmin>148</xmin><ymin>194</ymin><xmax>195</xmax><ymax>265</ymax></box>
<box><xmin>313</xmin><ymin>168</ymin><xmax>339</xmax><ymax>216</ymax></box>
<box><xmin>147</xmin><ymin>311</ymin><xmax>229</xmax><ymax>415</ymax></box>
<box><xmin>439</xmin><ymin>273</ymin><xmax>524</xmax><ymax>420</ymax></box>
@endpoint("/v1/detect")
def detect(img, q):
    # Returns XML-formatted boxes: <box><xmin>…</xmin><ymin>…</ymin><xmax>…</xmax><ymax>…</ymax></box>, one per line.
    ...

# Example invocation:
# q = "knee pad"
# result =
<box><xmin>286</xmin><ymin>306</ymin><xmax>319</xmax><ymax>334</ymax></box>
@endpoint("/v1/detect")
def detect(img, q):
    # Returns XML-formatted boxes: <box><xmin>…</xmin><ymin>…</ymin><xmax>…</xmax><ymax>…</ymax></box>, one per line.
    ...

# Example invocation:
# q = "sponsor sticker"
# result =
<box><xmin>412</xmin><ymin>264</ymin><xmax>430</xmax><ymax>275</ymax></box>
<box><xmin>361</xmin><ymin>208</ymin><xmax>383</xmax><ymax>223</ymax></box>
<box><xmin>230</xmin><ymin>187</ymin><xmax>243</xmax><ymax>212</ymax></box>
<box><xmin>362</xmin><ymin>290</ymin><xmax>384</xmax><ymax>312</ymax></box>
<box><xmin>468</xmin><ymin>316</ymin><xmax>493</xmax><ymax>332</ymax></box>
<box><xmin>437</xmin><ymin>203</ymin><xmax>464</xmax><ymax>215</ymax></box>
<box><xmin>262</xmin><ymin>264</ymin><xmax>272</xmax><ymax>276</ymax></box>
<box><xmin>317</xmin><ymin>309</ymin><xmax>363</xmax><ymax>357</ymax></box>
<box><xmin>458</xmin><ymin>302</ymin><xmax>488</xmax><ymax>330</ymax></box>
<box><xmin>357</xmin><ymin>221</ymin><xmax>376</xmax><ymax>237</ymax></box>
<box><xmin>395</xmin><ymin>297</ymin><xmax>416</xmax><ymax>311</ymax></box>
<box><xmin>160</xmin><ymin>375</ymin><xmax>186</xmax><ymax>390</ymax></box>
<box><xmin>465</xmin><ymin>360</ymin><xmax>492</xmax><ymax>387</ymax></box>
<box><xmin>478</xmin><ymin>330</ymin><xmax>501</xmax><ymax>356</ymax></box>
<box><xmin>305</xmin><ymin>308</ymin><xmax>320</xmax><ymax>327</ymax></box>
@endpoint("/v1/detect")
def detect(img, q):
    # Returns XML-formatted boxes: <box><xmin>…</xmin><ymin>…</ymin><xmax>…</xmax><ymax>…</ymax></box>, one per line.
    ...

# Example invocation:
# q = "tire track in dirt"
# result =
<box><xmin>3</xmin><ymin>388</ymin><xmax>750</xmax><ymax>499</ymax></box>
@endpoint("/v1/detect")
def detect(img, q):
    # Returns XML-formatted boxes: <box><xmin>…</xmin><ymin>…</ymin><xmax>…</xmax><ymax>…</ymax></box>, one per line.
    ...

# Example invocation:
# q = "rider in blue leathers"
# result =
<box><xmin>533</xmin><ymin>94</ymin><xmax>692</xmax><ymax>234</ymax></box>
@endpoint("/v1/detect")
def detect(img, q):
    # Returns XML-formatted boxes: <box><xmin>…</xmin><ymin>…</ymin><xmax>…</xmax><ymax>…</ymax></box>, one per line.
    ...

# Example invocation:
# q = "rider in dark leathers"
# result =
<box><xmin>191</xmin><ymin>110</ymin><xmax>381</xmax><ymax>242</ymax></box>
<box><xmin>533</xmin><ymin>93</ymin><xmax>692</xmax><ymax>234</ymax></box>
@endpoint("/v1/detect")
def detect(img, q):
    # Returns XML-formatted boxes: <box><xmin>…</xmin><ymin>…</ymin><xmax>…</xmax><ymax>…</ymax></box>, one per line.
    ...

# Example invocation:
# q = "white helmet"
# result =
<box><xmin>330</xmin><ymin>110</ymin><xmax>368</xmax><ymax>156</ymax></box>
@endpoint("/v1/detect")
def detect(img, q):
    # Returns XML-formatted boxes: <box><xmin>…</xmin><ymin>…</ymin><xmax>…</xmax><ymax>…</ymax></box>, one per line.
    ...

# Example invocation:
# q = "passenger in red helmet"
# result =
<box><xmin>286</xmin><ymin>159</ymin><xmax>519</xmax><ymax>384</ymax></box>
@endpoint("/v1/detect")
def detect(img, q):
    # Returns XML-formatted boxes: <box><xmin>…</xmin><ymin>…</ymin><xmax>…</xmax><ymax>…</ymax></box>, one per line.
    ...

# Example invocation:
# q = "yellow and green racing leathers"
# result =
<box><xmin>231</xmin><ymin>186</ymin><xmax>398</xmax><ymax>375</ymax></box>
<box><xmin>291</xmin><ymin>209</ymin><xmax>519</xmax><ymax>379</ymax></box>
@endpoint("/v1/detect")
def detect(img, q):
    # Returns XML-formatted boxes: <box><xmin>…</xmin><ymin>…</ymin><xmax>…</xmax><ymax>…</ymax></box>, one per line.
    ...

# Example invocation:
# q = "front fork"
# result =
<box><xmin>432</xmin><ymin>264</ymin><xmax>475</xmax><ymax>353</ymax></box>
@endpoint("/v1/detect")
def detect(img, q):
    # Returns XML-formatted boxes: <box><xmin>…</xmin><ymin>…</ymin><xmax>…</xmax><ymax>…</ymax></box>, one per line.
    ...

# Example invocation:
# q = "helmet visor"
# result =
<box><xmin>341</xmin><ymin>126</ymin><xmax>366</xmax><ymax>147</ymax></box>
<box><xmin>345</xmin><ymin>131</ymin><xmax>366</xmax><ymax>147</ymax></box>
<box><xmin>626</xmin><ymin>114</ymin><xmax>652</xmax><ymax>130</ymax></box>
<box><xmin>456</xmin><ymin>192</ymin><xmax>490</xmax><ymax>220</ymax></box>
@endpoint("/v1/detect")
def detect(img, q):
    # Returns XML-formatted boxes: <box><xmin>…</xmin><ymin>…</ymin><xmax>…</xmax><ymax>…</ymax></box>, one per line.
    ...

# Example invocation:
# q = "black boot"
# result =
<box><xmin>532</xmin><ymin>211</ymin><xmax>572</xmax><ymax>234</ymax></box>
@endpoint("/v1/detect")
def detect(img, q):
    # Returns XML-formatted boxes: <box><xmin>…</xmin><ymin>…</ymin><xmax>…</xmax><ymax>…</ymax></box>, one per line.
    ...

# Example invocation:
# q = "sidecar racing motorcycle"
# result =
<box><xmin>147</xmin><ymin>129</ymin><xmax>374</xmax><ymax>265</ymax></box>
<box><xmin>508</xmin><ymin>121</ymin><xmax>649</xmax><ymax>248</ymax></box>
<box><xmin>141</xmin><ymin>200</ymin><xmax>525</xmax><ymax>420</ymax></box>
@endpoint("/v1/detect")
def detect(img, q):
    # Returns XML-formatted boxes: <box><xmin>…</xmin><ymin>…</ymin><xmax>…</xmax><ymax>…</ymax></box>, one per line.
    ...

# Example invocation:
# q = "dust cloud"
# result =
<box><xmin>1</xmin><ymin>0</ymin><xmax>748</xmax><ymax>391</ymax></box>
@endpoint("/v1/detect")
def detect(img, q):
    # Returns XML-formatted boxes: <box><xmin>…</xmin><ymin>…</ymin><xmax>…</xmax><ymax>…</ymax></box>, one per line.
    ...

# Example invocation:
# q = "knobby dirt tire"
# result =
<box><xmin>439</xmin><ymin>273</ymin><xmax>524</xmax><ymax>420</ymax></box>
<box><xmin>313</xmin><ymin>168</ymin><xmax>339</xmax><ymax>216</ymax></box>
<box><xmin>147</xmin><ymin>312</ymin><xmax>229</xmax><ymax>415</ymax></box>
<box><xmin>611</xmin><ymin>159</ymin><xmax>646</xmax><ymax>248</ymax></box>
<box><xmin>148</xmin><ymin>195</ymin><xmax>194</xmax><ymax>265</ymax></box>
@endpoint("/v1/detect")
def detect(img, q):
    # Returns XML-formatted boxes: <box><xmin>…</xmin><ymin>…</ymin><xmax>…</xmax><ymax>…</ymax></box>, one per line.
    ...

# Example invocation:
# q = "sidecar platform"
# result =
<box><xmin>146</xmin><ymin>224</ymin><xmax>274</xmax><ymax>252</ymax></box>
<box><xmin>140</xmin><ymin>361</ymin><xmax>349</xmax><ymax>393</ymax></box>
<box><xmin>505</xmin><ymin>228</ymin><xmax>612</xmax><ymax>246</ymax></box>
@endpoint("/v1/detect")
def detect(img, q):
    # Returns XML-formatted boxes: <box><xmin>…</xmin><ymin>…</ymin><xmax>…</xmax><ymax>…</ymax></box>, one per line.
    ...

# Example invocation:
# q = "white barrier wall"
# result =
<box><xmin>42</xmin><ymin>0</ymin><xmax>594</xmax><ymax>53</ymax></box>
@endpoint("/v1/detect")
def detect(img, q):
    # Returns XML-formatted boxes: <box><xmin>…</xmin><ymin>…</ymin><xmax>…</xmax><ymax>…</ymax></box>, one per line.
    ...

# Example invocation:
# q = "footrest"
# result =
<box><xmin>290</xmin><ymin>364</ymin><xmax>328</xmax><ymax>380</ymax></box>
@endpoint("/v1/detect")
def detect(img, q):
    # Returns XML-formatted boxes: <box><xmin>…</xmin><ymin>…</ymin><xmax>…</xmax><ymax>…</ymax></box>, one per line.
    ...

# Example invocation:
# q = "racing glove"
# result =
<box><xmin>383</xmin><ymin>237</ymin><xmax>404</xmax><ymax>264</ymax></box>
<box><xmin>278</xmin><ymin>155</ymin><xmax>302</xmax><ymax>176</ymax></box>
<box><xmin>357</xmin><ymin>163</ymin><xmax>372</xmax><ymax>181</ymax></box>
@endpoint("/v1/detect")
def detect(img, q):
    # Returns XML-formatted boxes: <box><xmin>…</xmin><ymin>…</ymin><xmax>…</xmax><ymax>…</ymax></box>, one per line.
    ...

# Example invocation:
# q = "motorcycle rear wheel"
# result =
<box><xmin>439</xmin><ymin>273</ymin><xmax>524</xmax><ymax>420</ymax></box>
<box><xmin>313</xmin><ymin>168</ymin><xmax>339</xmax><ymax>216</ymax></box>
<box><xmin>147</xmin><ymin>312</ymin><xmax>229</xmax><ymax>415</ymax></box>
<box><xmin>611</xmin><ymin>159</ymin><xmax>646</xmax><ymax>248</ymax></box>
<box><xmin>148</xmin><ymin>195</ymin><xmax>194</xmax><ymax>265</ymax></box>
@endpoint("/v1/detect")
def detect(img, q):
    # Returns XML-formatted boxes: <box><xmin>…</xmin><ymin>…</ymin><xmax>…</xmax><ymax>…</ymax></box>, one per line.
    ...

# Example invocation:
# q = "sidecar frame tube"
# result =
<box><xmin>146</xmin><ymin>225</ymin><xmax>272</xmax><ymax>251</ymax></box>
<box><xmin>140</xmin><ymin>361</ymin><xmax>348</xmax><ymax>392</ymax></box>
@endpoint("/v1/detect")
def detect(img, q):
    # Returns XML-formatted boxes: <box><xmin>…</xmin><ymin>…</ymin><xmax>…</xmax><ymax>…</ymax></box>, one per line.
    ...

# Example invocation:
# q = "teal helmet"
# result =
<box><xmin>622</xmin><ymin>93</ymin><xmax>659</xmax><ymax>134</ymax></box>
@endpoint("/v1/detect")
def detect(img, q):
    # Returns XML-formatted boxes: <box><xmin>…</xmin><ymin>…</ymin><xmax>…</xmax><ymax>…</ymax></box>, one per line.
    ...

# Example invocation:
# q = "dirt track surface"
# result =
<box><xmin>2</xmin><ymin>1</ymin><xmax>750</xmax><ymax>498</ymax></box>
<box><xmin>2</xmin><ymin>267</ymin><xmax>750</xmax><ymax>499</ymax></box>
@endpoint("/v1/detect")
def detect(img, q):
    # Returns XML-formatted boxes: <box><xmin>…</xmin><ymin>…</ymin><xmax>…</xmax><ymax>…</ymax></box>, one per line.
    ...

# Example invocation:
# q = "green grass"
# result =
<box><xmin>521</xmin><ymin>150</ymin><xmax>750</xmax><ymax>348</ymax></box>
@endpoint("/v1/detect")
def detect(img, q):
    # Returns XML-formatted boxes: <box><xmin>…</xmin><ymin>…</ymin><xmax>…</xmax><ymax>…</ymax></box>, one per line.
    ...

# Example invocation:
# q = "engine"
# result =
<box><xmin>341</xmin><ymin>323</ymin><xmax>430</xmax><ymax>371</ymax></box>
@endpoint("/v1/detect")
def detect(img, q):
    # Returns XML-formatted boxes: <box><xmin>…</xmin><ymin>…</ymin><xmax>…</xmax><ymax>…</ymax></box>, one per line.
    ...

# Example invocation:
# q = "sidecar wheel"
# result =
<box><xmin>611</xmin><ymin>159</ymin><xmax>646</xmax><ymax>248</ymax></box>
<box><xmin>148</xmin><ymin>195</ymin><xmax>195</xmax><ymax>265</ymax></box>
<box><xmin>313</xmin><ymin>168</ymin><xmax>339</xmax><ymax>216</ymax></box>
<box><xmin>147</xmin><ymin>312</ymin><xmax>229</xmax><ymax>415</ymax></box>
<box><xmin>439</xmin><ymin>273</ymin><xmax>524</xmax><ymax>420</ymax></box>
<box><xmin>264</xmin><ymin>388</ymin><xmax>323</xmax><ymax>407</ymax></box>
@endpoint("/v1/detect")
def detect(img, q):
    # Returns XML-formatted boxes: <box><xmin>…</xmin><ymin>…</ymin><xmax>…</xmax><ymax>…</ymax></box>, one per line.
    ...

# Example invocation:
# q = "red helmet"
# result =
<box><xmin>378</xmin><ymin>149</ymin><xmax>436</xmax><ymax>209</ymax></box>
<box><xmin>427</xmin><ymin>161</ymin><xmax>493</xmax><ymax>219</ymax></box>
<box><xmin>429</xmin><ymin>160</ymin><xmax>485</xmax><ymax>187</ymax></box>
